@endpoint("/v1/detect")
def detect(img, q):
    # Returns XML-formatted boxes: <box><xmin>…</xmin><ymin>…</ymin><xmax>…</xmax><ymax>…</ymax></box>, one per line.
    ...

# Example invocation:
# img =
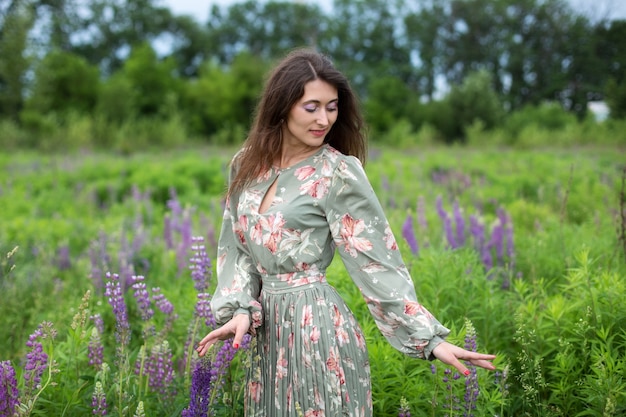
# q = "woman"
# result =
<box><xmin>197</xmin><ymin>48</ymin><xmax>496</xmax><ymax>416</ymax></box>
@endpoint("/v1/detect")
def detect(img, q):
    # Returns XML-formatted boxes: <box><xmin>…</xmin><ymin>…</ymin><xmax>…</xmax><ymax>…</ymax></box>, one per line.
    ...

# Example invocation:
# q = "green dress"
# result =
<box><xmin>211</xmin><ymin>144</ymin><xmax>450</xmax><ymax>416</ymax></box>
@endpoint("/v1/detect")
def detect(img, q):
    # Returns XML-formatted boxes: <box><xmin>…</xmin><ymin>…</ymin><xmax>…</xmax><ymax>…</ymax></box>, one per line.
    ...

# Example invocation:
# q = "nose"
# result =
<box><xmin>317</xmin><ymin>110</ymin><xmax>329</xmax><ymax>126</ymax></box>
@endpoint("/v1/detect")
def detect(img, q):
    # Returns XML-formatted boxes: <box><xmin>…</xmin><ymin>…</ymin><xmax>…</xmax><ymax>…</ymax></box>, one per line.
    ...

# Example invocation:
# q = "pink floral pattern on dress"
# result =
<box><xmin>336</xmin><ymin>214</ymin><xmax>374</xmax><ymax>257</ymax></box>
<box><xmin>300</xmin><ymin>177</ymin><xmax>331</xmax><ymax>199</ymax></box>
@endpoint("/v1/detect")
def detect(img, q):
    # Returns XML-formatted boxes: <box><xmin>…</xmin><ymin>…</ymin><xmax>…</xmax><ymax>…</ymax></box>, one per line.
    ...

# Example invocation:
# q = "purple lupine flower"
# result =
<box><xmin>431</xmin><ymin>169</ymin><xmax>445</xmax><ymax>185</ymax></box>
<box><xmin>178</xmin><ymin>215</ymin><xmax>194</xmax><ymax>275</ymax></box>
<box><xmin>167</xmin><ymin>190</ymin><xmax>195</xmax><ymax>277</ymax></box>
<box><xmin>463</xmin><ymin>319</ymin><xmax>479</xmax><ymax>416</ymax></box>
<box><xmin>207</xmin><ymin>225</ymin><xmax>216</xmax><ymax>250</ymax></box>
<box><xmin>135</xmin><ymin>345</ymin><xmax>146</xmax><ymax>377</ymax></box>
<box><xmin>167</xmin><ymin>189</ymin><xmax>183</xmax><ymax>216</ymax></box>
<box><xmin>417</xmin><ymin>196</ymin><xmax>428</xmax><ymax>231</ymax></box>
<box><xmin>496</xmin><ymin>208</ymin><xmax>510</xmax><ymax>262</ymax></box>
<box><xmin>88</xmin><ymin>314</ymin><xmax>105</xmax><ymax>370</ymax></box>
<box><xmin>464</xmin><ymin>327</ymin><xmax>477</xmax><ymax>353</ymax></box>
<box><xmin>453</xmin><ymin>201</ymin><xmax>466</xmax><ymax>247</ymax></box>
<box><xmin>436</xmin><ymin>196</ymin><xmax>458</xmax><ymax>249</ymax></box>
<box><xmin>209</xmin><ymin>340</ymin><xmax>238</xmax><ymax>391</ymax></box>
<box><xmin>0</xmin><ymin>360</ymin><xmax>19</xmax><ymax>416</ymax></box>
<box><xmin>104</xmin><ymin>272</ymin><xmax>130</xmax><ymax>346</ymax></box>
<box><xmin>469</xmin><ymin>215</ymin><xmax>484</xmax><ymax>251</ymax></box>
<box><xmin>131</xmin><ymin>275</ymin><xmax>154</xmax><ymax>321</ymax></box>
<box><xmin>494</xmin><ymin>364</ymin><xmax>510</xmax><ymax>397</ymax></box>
<box><xmin>195</xmin><ymin>293</ymin><xmax>215</xmax><ymax>327</ymax></box>
<box><xmin>380</xmin><ymin>176</ymin><xmax>397</xmax><ymax>208</ymax></box>
<box><xmin>181</xmin><ymin>213</ymin><xmax>193</xmax><ymax>241</ymax></box>
<box><xmin>131</xmin><ymin>184</ymin><xmax>142</xmax><ymax>202</ymax></box>
<box><xmin>88</xmin><ymin>327</ymin><xmax>104</xmax><ymax>370</ymax></box>
<box><xmin>23</xmin><ymin>325</ymin><xmax>49</xmax><ymax>395</ymax></box>
<box><xmin>131</xmin><ymin>220</ymin><xmax>146</xmax><ymax>257</ymax></box>
<box><xmin>398</xmin><ymin>397</ymin><xmax>411</xmax><ymax>417</ymax></box>
<box><xmin>239</xmin><ymin>333</ymin><xmax>252</xmax><ymax>350</ymax></box>
<box><xmin>205</xmin><ymin>335</ymin><xmax>252</xmax><ymax>396</ymax></box>
<box><xmin>189</xmin><ymin>237</ymin><xmax>211</xmax><ymax>292</ymax></box>
<box><xmin>117</xmin><ymin>237</ymin><xmax>136</xmax><ymax>289</ymax></box>
<box><xmin>442</xmin><ymin>368</ymin><xmax>450</xmax><ymax>384</ymax></box>
<box><xmin>152</xmin><ymin>287</ymin><xmax>179</xmax><ymax>339</ymax></box>
<box><xmin>92</xmin><ymin>314</ymin><xmax>105</xmax><ymax>334</ymax></box>
<box><xmin>489</xmin><ymin>217</ymin><xmax>504</xmax><ymax>267</ymax></box>
<box><xmin>463</xmin><ymin>369</ymin><xmax>479</xmax><ymax>417</ymax></box>
<box><xmin>56</xmin><ymin>244</ymin><xmax>71</xmax><ymax>270</ymax></box>
<box><xmin>504</xmin><ymin>211</ymin><xmax>515</xmax><ymax>269</ymax></box>
<box><xmin>401</xmin><ymin>214</ymin><xmax>419</xmax><ymax>255</ymax></box>
<box><xmin>442</xmin><ymin>368</ymin><xmax>460</xmax><ymax>412</ymax></box>
<box><xmin>152</xmin><ymin>287</ymin><xmax>175</xmax><ymax>316</ymax></box>
<box><xmin>89</xmin><ymin>231</ymin><xmax>111</xmax><ymax>290</ymax></box>
<box><xmin>164</xmin><ymin>214</ymin><xmax>174</xmax><ymax>250</ymax></box>
<box><xmin>91</xmin><ymin>381</ymin><xmax>107</xmax><ymax>416</ymax></box>
<box><xmin>182</xmin><ymin>357</ymin><xmax>213</xmax><ymax>417</ymax></box>
<box><xmin>470</xmin><ymin>214</ymin><xmax>494</xmax><ymax>272</ymax></box>
<box><xmin>144</xmin><ymin>341</ymin><xmax>176</xmax><ymax>400</ymax></box>
<box><xmin>381</xmin><ymin>175</ymin><xmax>391</xmax><ymax>191</ymax></box>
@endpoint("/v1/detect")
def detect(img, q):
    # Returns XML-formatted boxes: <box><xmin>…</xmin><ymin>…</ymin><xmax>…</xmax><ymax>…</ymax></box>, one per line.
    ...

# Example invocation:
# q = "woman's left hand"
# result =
<box><xmin>432</xmin><ymin>341</ymin><xmax>497</xmax><ymax>375</ymax></box>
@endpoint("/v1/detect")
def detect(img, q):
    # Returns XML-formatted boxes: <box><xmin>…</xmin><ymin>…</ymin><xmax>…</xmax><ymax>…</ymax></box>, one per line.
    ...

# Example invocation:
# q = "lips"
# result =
<box><xmin>310</xmin><ymin>129</ymin><xmax>327</xmax><ymax>137</ymax></box>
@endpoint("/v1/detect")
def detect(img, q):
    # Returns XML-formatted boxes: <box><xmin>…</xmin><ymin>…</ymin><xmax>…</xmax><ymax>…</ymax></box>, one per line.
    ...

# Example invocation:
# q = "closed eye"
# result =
<box><xmin>304</xmin><ymin>103</ymin><xmax>338</xmax><ymax>113</ymax></box>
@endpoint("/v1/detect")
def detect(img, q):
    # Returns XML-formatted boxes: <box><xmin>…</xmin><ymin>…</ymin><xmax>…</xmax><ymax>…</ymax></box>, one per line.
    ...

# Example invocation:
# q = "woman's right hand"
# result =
<box><xmin>196</xmin><ymin>313</ymin><xmax>251</xmax><ymax>357</ymax></box>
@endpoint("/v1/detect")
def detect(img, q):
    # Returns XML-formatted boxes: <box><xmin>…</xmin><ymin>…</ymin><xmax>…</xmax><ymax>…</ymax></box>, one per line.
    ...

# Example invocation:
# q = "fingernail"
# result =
<box><xmin>233</xmin><ymin>343</ymin><xmax>239</xmax><ymax>349</ymax></box>
<box><xmin>464</xmin><ymin>370</ymin><xmax>471</xmax><ymax>376</ymax></box>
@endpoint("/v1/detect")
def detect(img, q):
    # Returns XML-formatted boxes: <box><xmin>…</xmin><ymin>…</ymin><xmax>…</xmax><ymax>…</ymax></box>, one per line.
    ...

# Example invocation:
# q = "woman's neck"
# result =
<box><xmin>276</xmin><ymin>144</ymin><xmax>324</xmax><ymax>169</ymax></box>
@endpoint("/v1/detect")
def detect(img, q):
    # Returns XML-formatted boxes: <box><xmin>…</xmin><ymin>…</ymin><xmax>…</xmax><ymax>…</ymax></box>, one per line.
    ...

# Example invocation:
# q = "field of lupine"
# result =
<box><xmin>1</xmin><ymin>145</ymin><xmax>625</xmax><ymax>417</ymax></box>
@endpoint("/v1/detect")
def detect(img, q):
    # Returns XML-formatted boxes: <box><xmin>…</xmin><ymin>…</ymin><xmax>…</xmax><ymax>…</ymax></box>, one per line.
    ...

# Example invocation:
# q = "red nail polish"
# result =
<box><xmin>464</xmin><ymin>370</ymin><xmax>471</xmax><ymax>376</ymax></box>
<box><xmin>234</xmin><ymin>343</ymin><xmax>239</xmax><ymax>349</ymax></box>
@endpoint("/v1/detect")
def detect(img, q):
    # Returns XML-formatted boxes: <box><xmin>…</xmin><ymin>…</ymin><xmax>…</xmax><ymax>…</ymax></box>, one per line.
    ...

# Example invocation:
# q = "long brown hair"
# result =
<box><xmin>229</xmin><ymin>48</ymin><xmax>367</xmax><ymax>196</ymax></box>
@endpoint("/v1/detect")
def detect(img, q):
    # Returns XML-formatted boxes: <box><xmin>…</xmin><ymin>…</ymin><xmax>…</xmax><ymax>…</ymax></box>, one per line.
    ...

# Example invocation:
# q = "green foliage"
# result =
<box><xmin>416</xmin><ymin>99</ymin><xmax>456</xmax><ymax>143</ymax></box>
<box><xmin>119</xmin><ymin>43</ymin><xmax>180</xmax><ymax>117</ymax></box>
<box><xmin>0</xmin><ymin>1</ymin><xmax>35</xmax><ymax>119</ymax></box>
<box><xmin>25</xmin><ymin>50</ymin><xmax>100</xmax><ymax>116</ymax></box>
<box><xmin>605</xmin><ymin>77</ymin><xmax>626</xmax><ymax>119</ymax></box>
<box><xmin>1</xmin><ymin>146</ymin><xmax>625</xmax><ymax>416</ymax></box>
<box><xmin>503</xmin><ymin>102</ymin><xmax>578</xmax><ymax>140</ymax></box>
<box><xmin>182</xmin><ymin>51</ymin><xmax>266</xmax><ymax>139</ymax></box>
<box><xmin>511</xmin><ymin>250</ymin><xmax>626</xmax><ymax>416</ymax></box>
<box><xmin>68</xmin><ymin>0</ymin><xmax>176</xmax><ymax>74</ymax></box>
<box><xmin>96</xmin><ymin>74</ymin><xmax>138</xmax><ymax>124</ymax></box>
<box><xmin>0</xmin><ymin>117</ymin><xmax>30</xmax><ymax>149</ymax></box>
<box><xmin>364</xmin><ymin>75</ymin><xmax>416</xmax><ymax>134</ymax></box>
<box><xmin>4</xmin><ymin>1</ymin><xmax>626</xmax><ymax>148</ymax></box>
<box><xmin>445</xmin><ymin>70</ymin><xmax>504</xmax><ymax>142</ymax></box>
<box><xmin>374</xmin><ymin>119</ymin><xmax>438</xmax><ymax>149</ymax></box>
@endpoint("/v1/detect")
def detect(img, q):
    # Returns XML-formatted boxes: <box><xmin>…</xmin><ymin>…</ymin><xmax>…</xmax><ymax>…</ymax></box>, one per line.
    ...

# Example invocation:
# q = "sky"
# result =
<box><xmin>161</xmin><ymin>0</ymin><xmax>626</xmax><ymax>23</ymax></box>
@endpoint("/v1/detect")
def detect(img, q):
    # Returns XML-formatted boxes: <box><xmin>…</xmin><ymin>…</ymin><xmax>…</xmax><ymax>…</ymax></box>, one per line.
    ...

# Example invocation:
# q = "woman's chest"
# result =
<box><xmin>238</xmin><ymin>172</ymin><xmax>330</xmax><ymax>231</ymax></box>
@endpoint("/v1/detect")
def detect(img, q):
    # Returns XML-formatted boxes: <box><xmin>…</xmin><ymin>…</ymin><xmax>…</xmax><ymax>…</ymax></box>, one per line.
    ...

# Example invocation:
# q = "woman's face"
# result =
<box><xmin>282</xmin><ymin>79</ymin><xmax>338</xmax><ymax>152</ymax></box>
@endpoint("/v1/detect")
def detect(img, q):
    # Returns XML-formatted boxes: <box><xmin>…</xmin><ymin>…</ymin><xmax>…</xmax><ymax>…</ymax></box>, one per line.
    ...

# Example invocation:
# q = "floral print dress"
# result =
<box><xmin>211</xmin><ymin>144</ymin><xmax>450</xmax><ymax>416</ymax></box>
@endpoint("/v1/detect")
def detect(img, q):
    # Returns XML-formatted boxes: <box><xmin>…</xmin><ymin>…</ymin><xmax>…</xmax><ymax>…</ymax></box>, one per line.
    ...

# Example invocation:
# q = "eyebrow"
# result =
<box><xmin>302</xmin><ymin>98</ymin><xmax>339</xmax><ymax>105</ymax></box>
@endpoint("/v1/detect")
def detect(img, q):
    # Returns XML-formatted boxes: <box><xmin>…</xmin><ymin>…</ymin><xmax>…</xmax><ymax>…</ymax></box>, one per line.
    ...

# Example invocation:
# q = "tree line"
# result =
<box><xmin>1</xmin><ymin>0</ymin><xmax>625</xmax><ymax>149</ymax></box>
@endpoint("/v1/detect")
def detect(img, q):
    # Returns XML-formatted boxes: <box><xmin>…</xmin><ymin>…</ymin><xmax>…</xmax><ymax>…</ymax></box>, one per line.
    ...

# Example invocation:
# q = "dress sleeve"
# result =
<box><xmin>325</xmin><ymin>155</ymin><xmax>450</xmax><ymax>360</ymax></box>
<box><xmin>210</xmin><ymin>159</ymin><xmax>263</xmax><ymax>333</ymax></box>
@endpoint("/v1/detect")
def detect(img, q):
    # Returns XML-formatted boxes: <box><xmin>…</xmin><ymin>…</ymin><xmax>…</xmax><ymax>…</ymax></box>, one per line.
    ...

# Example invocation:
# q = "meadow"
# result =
<box><xmin>1</xmin><ymin>144</ymin><xmax>625</xmax><ymax>416</ymax></box>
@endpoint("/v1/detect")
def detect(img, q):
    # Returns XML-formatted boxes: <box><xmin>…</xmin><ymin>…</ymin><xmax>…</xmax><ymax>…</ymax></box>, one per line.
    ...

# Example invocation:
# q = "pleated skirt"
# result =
<box><xmin>244</xmin><ymin>281</ymin><xmax>372</xmax><ymax>417</ymax></box>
